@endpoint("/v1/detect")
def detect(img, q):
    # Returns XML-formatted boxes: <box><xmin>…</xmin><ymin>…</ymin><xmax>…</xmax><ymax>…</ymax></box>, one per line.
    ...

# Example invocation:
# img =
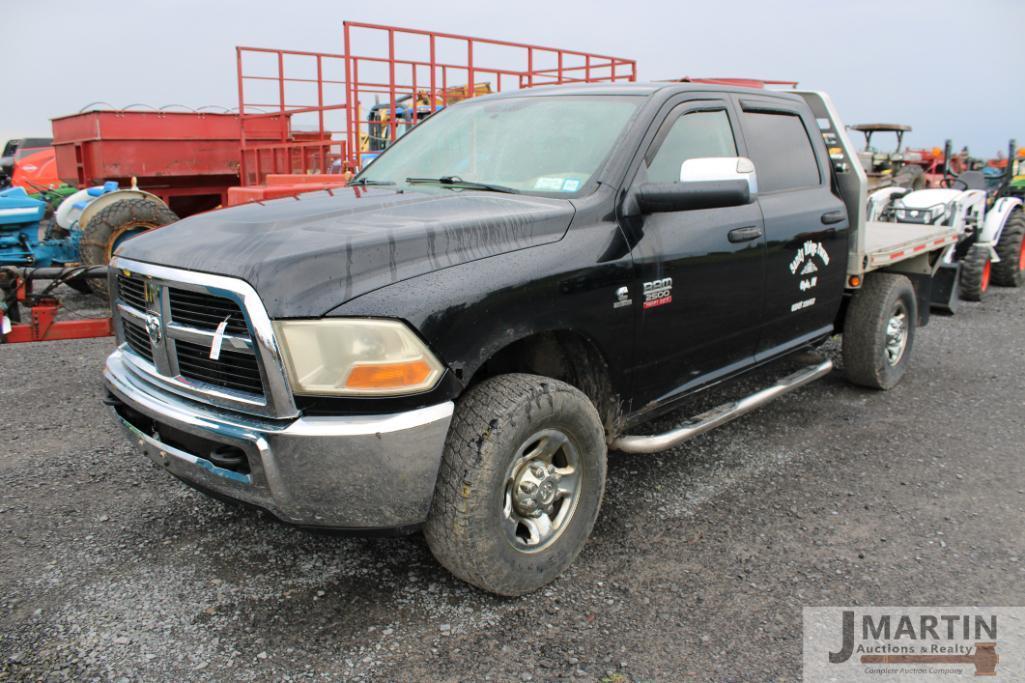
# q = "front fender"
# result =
<box><xmin>326</xmin><ymin>221</ymin><xmax>636</xmax><ymax>400</ymax></box>
<box><xmin>979</xmin><ymin>197</ymin><xmax>1024</xmax><ymax>258</ymax></box>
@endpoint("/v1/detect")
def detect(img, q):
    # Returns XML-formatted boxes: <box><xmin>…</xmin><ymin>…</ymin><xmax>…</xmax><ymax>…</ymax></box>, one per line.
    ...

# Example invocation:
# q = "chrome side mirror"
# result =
<box><xmin>680</xmin><ymin>156</ymin><xmax>758</xmax><ymax>198</ymax></box>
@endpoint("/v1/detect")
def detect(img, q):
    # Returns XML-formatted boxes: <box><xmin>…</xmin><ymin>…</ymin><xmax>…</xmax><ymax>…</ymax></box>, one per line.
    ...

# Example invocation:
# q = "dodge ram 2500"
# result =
<box><xmin>104</xmin><ymin>83</ymin><xmax>963</xmax><ymax>595</ymax></box>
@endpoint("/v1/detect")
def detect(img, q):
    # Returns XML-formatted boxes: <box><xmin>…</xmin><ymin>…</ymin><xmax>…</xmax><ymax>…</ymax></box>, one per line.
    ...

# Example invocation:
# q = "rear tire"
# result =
<box><xmin>992</xmin><ymin>208</ymin><xmax>1025</xmax><ymax>287</ymax></box>
<box><xmin>424</xmin><ymin>373</ymin><xmax>607</xmax><ymax>596</ymax></box>
<box><xmin>958</xmin><ymin>244</ymin><xmax>991</xmax><ymax>301</ymax></box>
<box><xmin>842</xmin><ymin>273</ymin><xmax>917</xmax><ymax>390</ymax></box>
<box><xmin>80</xmin><ymin>198</ymin><xmax>179</xmax><ymax>300</ymax></box>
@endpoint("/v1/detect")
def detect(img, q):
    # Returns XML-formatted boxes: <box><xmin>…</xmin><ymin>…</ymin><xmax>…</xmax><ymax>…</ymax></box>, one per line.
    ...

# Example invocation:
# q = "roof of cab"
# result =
<box><xmin>482</xmin><ymin>81</ymin><xmax>805</xmax><ymax>103</ymax></box>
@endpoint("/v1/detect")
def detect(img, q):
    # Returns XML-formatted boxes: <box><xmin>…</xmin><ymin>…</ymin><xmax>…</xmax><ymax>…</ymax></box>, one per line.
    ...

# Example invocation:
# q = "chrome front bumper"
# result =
<box><xmin>104</xmin><ymin>349</ymin><xmax>454</xmax><ymax>530</ymax></box>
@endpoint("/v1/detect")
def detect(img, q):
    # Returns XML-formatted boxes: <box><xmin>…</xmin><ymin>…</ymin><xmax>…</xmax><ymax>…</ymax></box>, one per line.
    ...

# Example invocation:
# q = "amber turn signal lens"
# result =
<box><xmin>849</xmin><ymin>275</ymin><xmax>862</xmax><ymax>288</ymax></box>
<box><xmin>345</xmin><ymin>359</ymin><xmax>434</xmax><ymax>390</ymax></box>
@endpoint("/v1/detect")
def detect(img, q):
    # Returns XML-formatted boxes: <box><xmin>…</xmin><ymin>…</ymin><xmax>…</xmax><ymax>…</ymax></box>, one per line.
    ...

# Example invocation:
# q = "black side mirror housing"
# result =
<box><xmin>635</xmin><ymin>179</ymin><xmax>751</xmax><ymax>214</ymax></box>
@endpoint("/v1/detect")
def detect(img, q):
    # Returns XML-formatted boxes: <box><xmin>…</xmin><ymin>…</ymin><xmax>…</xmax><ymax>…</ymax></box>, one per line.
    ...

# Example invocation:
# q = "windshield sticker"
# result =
<box><xmin>534</xmin><ymin>177</ymin><xmax>567</xmax><ymax>191</ymax></box>
<box><xmin>562</xmin><ymin>179</ymin><xmax>581</xmax><ymax>192</ymax></box>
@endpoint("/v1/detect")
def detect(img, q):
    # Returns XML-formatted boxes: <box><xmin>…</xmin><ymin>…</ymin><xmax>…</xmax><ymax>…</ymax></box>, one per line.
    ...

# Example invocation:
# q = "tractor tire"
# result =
<box><xmin>992</xmin><ymin>208</ymin><xmax>1025</xmax><ymax>288</ymax></box>
<box><xmin>80</xmin><ymin>198</ymin><xmax>179</xmax><ymax>300</ymax></box>
<box><xmin>424</xmin><ymin>373</ymin><xmax>607</xmax><ymax>596</ymax></box>
<box><xmin>842</xmin><ymin>273</ymin><xmax>917</xmax><ymax>390</ymax></box>
<box><xmin>958</xmin><ymin>244</ymin><xmax>992</xmax><ymax>302</ymax></box>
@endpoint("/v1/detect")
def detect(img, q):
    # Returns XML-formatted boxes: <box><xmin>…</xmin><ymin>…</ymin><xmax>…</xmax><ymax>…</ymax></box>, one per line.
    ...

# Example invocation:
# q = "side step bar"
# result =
<box><xmin>610</xmin><ymin>359</ymin><xmax>833</xmax><ymax>454</ymax></box>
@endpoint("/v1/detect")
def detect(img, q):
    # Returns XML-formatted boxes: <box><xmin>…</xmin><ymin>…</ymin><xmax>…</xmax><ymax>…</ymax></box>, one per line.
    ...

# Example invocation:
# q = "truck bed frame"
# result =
<box><xmin>796</xmin><ymin>92</ymin><xmax>960</xmax><ymax>283</ymax></box>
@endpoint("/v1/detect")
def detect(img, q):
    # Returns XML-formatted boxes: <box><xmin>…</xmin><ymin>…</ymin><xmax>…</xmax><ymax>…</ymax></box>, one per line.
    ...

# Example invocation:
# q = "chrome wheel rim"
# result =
<box><xmin>884</xmin><ymin>302</ymin><xmax>909</xmax><ymax>366</ymax></box>
<box><xmin>502</xmin><ymin>428</ymin><xmax>581</xmax><ymax>553</ymax></box>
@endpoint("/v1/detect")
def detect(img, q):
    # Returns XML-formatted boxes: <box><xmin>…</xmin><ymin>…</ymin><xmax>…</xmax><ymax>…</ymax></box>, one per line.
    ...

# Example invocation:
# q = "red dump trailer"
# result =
<box><xmin>51</xmin><ymin>109</ymin><xmax>287</xmax><ymax>216</ymax></box>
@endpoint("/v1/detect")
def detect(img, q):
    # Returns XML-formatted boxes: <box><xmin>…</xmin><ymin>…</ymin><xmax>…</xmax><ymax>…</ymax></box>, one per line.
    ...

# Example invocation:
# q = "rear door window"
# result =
<box><xmin>741</xmin><ymin>111</ymin><xmax>820</xmax><ymax>192</ymax></box>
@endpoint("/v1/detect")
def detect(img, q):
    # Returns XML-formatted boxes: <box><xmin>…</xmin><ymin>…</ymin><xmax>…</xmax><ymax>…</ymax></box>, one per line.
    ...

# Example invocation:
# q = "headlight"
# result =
<box><xmin>273</xmin><ymin>319</ymin><xmax>444</xmax><ymax>396</ymax></box>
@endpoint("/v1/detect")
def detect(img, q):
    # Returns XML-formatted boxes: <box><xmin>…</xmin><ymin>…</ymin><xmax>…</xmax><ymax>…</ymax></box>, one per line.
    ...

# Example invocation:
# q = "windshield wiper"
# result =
<box><xmin>405</xmin><ymin>176</ymin><xmax>519</xmax><ymax>194</ymax></box>
<box><xmin>349</xmin><ymin>177</ymin><xmax>396</xmax><ymax>187</ymax></box>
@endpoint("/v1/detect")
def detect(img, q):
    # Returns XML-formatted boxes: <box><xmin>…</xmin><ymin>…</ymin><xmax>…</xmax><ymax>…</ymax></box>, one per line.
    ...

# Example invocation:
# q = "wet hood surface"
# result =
<box><xmin>116</xmin><ymin>188</ymin><xmax>575</xmax><ymax>317</ymax></box>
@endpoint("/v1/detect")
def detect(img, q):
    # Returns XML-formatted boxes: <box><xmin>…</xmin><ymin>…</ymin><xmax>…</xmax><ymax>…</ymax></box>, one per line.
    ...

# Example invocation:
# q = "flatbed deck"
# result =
<box><xmin>862</xmin><ymin>221</ymin><xmax>960</xmax><ymax>270</ymax></box>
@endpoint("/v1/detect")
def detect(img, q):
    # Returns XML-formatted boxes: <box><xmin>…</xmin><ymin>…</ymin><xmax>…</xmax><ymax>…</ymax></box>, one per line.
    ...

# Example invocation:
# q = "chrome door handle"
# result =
<box><xmin>728</xmin><ymin>226</ymin><xmax>763</xmax><ymax>243</ymax></box>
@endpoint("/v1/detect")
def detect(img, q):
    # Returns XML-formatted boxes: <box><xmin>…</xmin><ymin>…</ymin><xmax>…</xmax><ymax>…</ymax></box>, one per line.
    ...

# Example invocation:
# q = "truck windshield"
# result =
<box><xmin>354</xmin><ymin>95</ymin><xmax>641</xmax><ymax>195</ymax></box>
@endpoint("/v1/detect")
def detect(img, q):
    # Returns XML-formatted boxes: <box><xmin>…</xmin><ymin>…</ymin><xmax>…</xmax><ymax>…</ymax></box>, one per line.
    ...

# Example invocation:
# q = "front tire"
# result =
<box><xmin>959</xmin><ymin>244</ymin><xmax>991</xmax><ymax>301</ymax></box>
<box><xmin>992</xmin><ymin>208</ymin><xmax>1025</xmax><ymax>287</ymax></box>
<box><xmin>842</xmin><ymin>273</ymin><xmax>917</xmax><ymax>390</ymax></box>
<box><xmin>424</xmin><ymin>373</ymin><xmax>607</xmax><ymax>596</ymax></box>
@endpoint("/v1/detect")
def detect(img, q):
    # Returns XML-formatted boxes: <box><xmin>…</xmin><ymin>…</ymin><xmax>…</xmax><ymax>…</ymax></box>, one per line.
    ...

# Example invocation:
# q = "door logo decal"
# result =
<box><xmin>789</xmin><ymin>240</ymin><xmax>831</xmax><ymax>276</ymax></box>
<box><xmin>789</xmin><ymin>241</ymin><xmax>830</xmax><ymax>311</ymax></box>
<box><xmin>613</xmin><ymin>286</ymin><xmax>632</xmax><ymax>309</ymax></box>
<box><xmin>642</xmin><ymin>278</ymin><xmax>673</xmax><ymax>309</ymax></box>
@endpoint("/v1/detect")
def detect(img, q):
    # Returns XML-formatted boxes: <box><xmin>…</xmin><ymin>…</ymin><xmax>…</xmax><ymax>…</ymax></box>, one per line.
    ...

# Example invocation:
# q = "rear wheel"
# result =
<box><xmin>992</xmin><ymin>208</ymin><xmax>1025</xmax><ymax>287</ymax></box>
<box><xmin>958</xmin><ymin>244</ymin><xmax>991</xmax><ymax>301</ymax></box>
<box><xmin>424</xmin><ymin>373</ymin><xmax>607</xmax><ymax>596</ymax></box>
<box><xmin>842</xmin><ymin>273</ymin><xmax>917</xmax><ymax>390</ymax></box>
<box><xmin>80</xmin><ymin>198</ymin><xmax>179</xmax><ymax>299</ymax></box>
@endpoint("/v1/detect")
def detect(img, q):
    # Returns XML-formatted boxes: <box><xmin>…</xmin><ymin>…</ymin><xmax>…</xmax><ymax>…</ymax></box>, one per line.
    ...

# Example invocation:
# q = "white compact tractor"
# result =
<box><xmin>866</xmin><ymin>165</ymin><xmax>1025</xmax><ymax>302</ymax></box>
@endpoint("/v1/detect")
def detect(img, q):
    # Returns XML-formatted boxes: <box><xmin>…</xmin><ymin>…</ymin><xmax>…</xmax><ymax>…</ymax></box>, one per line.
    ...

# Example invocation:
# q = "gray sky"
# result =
<box><xmin>7</xmin><ymin>0</ymin><xmax>1024</xmax><ymax>157</ymax></box>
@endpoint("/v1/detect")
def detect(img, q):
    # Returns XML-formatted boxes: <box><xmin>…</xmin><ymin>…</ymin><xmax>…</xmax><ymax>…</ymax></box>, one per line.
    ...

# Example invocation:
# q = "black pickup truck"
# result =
<box><xmin>104</xmin><ymin>83</ymin><xmax>959</xmax><ymax>595</ymax></box>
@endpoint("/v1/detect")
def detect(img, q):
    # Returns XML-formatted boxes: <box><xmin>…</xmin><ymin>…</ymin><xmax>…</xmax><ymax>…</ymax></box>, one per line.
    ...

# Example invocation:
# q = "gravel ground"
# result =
<box><xmin>1</xmin><ymin>286</ymin><xmax>1023</xmax><ymax>682</ymax></box>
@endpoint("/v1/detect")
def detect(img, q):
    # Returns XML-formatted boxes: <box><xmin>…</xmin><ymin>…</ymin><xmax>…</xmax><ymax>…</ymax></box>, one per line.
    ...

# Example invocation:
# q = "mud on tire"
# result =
<box><xmin>424</xmin><ymin>373</ymin><xmax>607</xmax><ymax>596</ymax></box>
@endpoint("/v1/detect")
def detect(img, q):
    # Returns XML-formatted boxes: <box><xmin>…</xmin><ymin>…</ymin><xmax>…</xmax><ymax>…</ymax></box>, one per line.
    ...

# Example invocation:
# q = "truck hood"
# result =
<box><xmin>115</xmin><ymin>187</ymin><xmax>575</xmax><ymax>317</ymax></box>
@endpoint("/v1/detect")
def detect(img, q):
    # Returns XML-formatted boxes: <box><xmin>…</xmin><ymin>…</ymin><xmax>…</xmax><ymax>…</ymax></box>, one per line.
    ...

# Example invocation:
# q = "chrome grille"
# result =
<box><xmin>168</xmin><ymin>287</ymin><xmax>249</xmax><ymax>335</ymax></box>
<box><xmin>109</xmin><ymin>257</ymin><xmax>298</xmax><ymax>419</ymax></box>
<box><xmin>122</xmin><ymin>318</ymin><xmax>154</xmax><ymax>362</ymax></box>
<box><xmin>114</xmin><ymin>272</ymin><xmax>266</xmax><ymax>400</ymax></box>
<box><xmin>117</xmin><ymin>274</ymin><xmax>147</xmax><ymax>311</ymax></box>
<box><xmin>174</xmin><ymin>338</ymin><xmax>263</xmax><ymax>394</ymax></box>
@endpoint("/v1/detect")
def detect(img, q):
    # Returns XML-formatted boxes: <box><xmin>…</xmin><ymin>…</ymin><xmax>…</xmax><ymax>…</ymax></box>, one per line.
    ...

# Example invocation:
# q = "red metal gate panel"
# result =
<box><xmin>236</xmin><ymin>22</ymin><xmax>637</xmax><ymax>180</ymax></box>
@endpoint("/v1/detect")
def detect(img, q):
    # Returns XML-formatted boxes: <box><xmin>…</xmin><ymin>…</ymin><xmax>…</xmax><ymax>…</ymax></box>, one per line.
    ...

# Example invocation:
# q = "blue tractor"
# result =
<box><xmin>0</xmin><ymin>185</ymin><xmax>92</xmax><ymax>268</ymax></box>
<box><xmin>0</xmin><ymin>183</ymin><xmax>179</xmax><ymax>338</ymax></box>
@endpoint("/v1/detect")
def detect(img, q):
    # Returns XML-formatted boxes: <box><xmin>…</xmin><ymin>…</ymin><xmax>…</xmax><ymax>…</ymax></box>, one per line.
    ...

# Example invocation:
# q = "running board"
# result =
<box><xmin>610</xmin><ymin>359</ymin><xmax>833</xmax><ymax>454</ymax></box>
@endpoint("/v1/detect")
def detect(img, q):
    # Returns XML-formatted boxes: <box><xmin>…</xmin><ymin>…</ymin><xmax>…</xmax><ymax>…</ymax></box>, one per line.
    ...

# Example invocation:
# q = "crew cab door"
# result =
<box><xmin>620</xmin><ymin>98</ymin><xmax>766</xmax><ymax>407</ymax></box>
<box><xmin>734</xmin><ymin>97</ymin><xmax>850</xmax><ymax>357</ymax></box>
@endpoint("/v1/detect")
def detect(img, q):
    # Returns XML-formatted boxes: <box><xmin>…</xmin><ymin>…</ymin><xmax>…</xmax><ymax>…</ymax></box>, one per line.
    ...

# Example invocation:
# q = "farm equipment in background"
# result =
<box><xmin>848</xmin><ymin>123</ymin><xmax>933</xmax><ymax>190</ymax></box>
<box><xmin>866</xmin><ymin>138</ymin><xmax>1025</xmax><ymax>303</ymax></box>
<box><xmin>0</xmin><ymin>138</ymin><xmax>63</xmax><ymax>191</ymax></box>
<box><xmin>6</xmin><ymin>20</ymin><xmax>638</xmax><ymax>343</ymax></box>
<box><xmin>1008</xmin><ymin>148</ymin><xmax>1025</xmax><ymax>198</ymax></box>
<box><xmin>0</xmin><ymin>182</ymin><xmax>179</xmax><ymax>342</ymax></box>
<box><xmin>359</xmin><ymin>82</ymin><xmax>493</xmax><ymax>165</ymax></box>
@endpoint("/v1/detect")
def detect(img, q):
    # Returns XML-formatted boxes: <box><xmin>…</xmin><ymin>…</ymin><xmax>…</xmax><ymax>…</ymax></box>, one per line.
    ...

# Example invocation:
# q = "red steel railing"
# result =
<box><xmin>236</xmin><ymin>22</ymin><xmax>637</xmax><ymax>181</ymax></box>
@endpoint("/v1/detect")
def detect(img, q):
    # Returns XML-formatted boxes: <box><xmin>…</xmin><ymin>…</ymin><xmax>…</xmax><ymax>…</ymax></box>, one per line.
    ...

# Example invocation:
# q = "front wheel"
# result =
<box><xmin>992</xmin><ymin>208</ymin><xmax>1025</xmax><ymax>288</ymax></box>
<box><xmin>424</xmin><ymin>373</ymin><xmax>607</xmax><ymax>596</ymax></box>
<box><xmin>842</xmin><ymin>273</ymin><xmax>917</xmax><ymax>390</ymax></box>
<box><xmin>959</xmin><ymin>244</ymin><xmax>992</xmax><ymax>301</ymax></box>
